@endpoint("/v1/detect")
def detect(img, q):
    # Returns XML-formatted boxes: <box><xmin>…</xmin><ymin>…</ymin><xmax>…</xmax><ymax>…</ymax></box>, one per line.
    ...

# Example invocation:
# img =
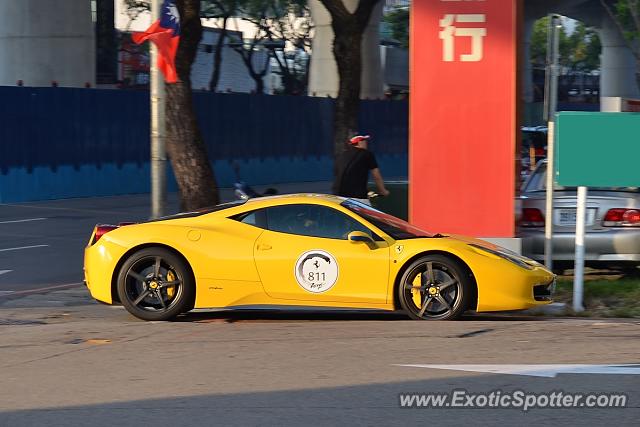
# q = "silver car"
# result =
<box><xmin>519</xmin><ymin>160</ymin><xmax>640</xmax><ymax>268</ymax></box>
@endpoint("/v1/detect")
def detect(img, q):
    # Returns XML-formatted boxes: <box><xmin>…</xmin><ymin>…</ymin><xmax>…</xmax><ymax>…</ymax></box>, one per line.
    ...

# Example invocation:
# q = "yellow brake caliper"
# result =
<box><xmin>165</xmin><ymin>270</ymin><xmax>177</xmax><ymax>300</ymax></box>
<box><xmin>412</xmin><ymin>273</ymin><xmax>423</xmax><ymax>308</ymax></box>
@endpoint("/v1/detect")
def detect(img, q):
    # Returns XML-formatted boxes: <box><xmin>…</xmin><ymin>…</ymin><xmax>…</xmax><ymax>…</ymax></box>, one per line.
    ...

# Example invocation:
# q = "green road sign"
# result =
<box><xmin>555</xmin><ymin>112</ymin><xmax>640</xmax><ymax>187</ymax></box>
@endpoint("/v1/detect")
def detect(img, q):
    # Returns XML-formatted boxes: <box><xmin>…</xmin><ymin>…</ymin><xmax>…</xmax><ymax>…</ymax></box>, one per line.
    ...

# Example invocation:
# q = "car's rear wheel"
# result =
<box><xmin>117</xmin><ymin>248</ymin><xmax>194</xmax><ymax>321</ymax></box>
<box><xmin>398</xmin><ymin>255</ymin><xmax>472</xmax><ymax>320</ymax></box>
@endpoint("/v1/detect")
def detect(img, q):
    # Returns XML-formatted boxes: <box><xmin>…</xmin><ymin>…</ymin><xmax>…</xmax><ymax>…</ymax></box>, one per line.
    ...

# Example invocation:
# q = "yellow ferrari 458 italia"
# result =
<box><xmin>84</xmin><ymin>194</ymin><xmax>555</xmax><ymax>321</ymax></box>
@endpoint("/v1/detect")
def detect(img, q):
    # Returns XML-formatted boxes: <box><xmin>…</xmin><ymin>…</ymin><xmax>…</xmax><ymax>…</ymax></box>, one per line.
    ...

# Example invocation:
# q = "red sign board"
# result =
<box><xmin>410</xmin><ymin>0</ymin><xmax>519</xmax><ymax>237</ymax></box>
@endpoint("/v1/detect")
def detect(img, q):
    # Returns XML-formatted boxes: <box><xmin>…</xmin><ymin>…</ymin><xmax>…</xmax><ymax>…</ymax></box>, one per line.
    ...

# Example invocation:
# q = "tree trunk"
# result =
<box><xmin>318</xmin><ymin>0</ymin><xmax>381</xmax><ymax>177</ymax></box>
<box><xmin>253</xmin><ymin>71</ymin><xmax>265</xmax><ymax>94</ymax></box>
<box><xmin>168</xmin><ymin>0</ymin><xmax>219</xmax><ymax>210</ymax></box>
<box><xmin>209</xmin><ymin>15</ymin><xmax>229</xmax><ymax>92</ymax></box>
<box><xmin>332</xmin><ymin>26</ymin><xmax>362</xmax><ymax>160</ymax></box>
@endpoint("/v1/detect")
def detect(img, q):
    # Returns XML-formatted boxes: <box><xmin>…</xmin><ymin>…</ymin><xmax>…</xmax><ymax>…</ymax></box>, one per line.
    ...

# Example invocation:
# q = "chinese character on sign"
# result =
<box><xmin>439</xmin><ymin>14</ymin><xmax>487</xmax><ymax>62</ymax></box>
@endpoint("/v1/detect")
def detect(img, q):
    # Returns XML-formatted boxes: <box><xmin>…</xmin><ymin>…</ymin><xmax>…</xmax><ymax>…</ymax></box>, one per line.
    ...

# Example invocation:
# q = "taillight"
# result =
<box><xmin>603</xmin><ymin>209</ymin><xmax>640</xmax><ymax>227</ymax></box>
<box><xmin>91</xmin><ymin>222</ymin><xmax>136</xmax><ymax>245</ymax></box>
<box><xmin>93</xmin><ymin>225</ymin><xmax>118</xmax><ymax>244</ymax></box>
<box><xmin>521</xmin><ymin>208</ymin><xmax>545</xmax><ymax>227</ymax></box>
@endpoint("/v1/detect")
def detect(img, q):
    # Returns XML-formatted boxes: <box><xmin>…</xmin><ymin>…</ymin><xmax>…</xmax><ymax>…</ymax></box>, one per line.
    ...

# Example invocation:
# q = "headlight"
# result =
<box><xmin>469</xmin><ymin>244</ymin><xmax>534</xmax><ymax>270</ymax></box>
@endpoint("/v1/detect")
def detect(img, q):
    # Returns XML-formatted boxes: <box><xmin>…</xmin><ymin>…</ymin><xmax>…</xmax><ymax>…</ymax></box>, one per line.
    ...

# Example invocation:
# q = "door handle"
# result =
<box><xmin>257</xmin><ymin>243</ymin><xmax>272</xmax><ymax>251</ymax></box>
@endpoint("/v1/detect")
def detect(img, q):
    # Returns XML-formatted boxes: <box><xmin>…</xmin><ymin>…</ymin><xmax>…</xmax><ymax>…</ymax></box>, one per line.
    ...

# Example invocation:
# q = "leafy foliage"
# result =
<box><xmin>382</xmin><ymin>6</ymin><xmax>409</xmax><ymax>48</ymax></box>
<box><xmin>599</xmin><ymin>0</ymin><xmax>640</xmax><ymax>85</ymax></box>
<box><xmin>123</xmin><ymin>0</ymin><xmax>312</xmax><ymax>94</ymax></box>
<box><xmin>530</xmin><ymin>16</ymin><xmax>601</xmax><ymax>73</ymax></box>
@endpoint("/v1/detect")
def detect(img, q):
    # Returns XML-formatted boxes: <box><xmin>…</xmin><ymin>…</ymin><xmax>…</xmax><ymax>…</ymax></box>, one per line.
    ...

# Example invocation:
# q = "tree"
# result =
<box><xmin>167</xmin><ymin>0</ymin><xmax>219</xmax><ymax>210</ymax></box>
<box><xmin>125</xmin><ymin>0</ymin><xmax>311</xmax><ymax>94</ymax></box>
<box><xmin>568</xmin><ymin>22</ymin><xmax>601</xmax><ymax>72</ymax></box>
<box><xmin>124</xmin><ymin>0</ymin><xmax>219</xmax><ymax>209</ymax></box>
<box><xmin>201</xmin><ymin>1</ymin><xmax>242</xmax><ymax>91</ymax></box>
<box><xmin>227</xmin><ymin>2</ymin><xmax>273</xmax><ymax>95</ymax></box>
<box><xmin>253</xmin><ymin>0</ymin><xmax>312</xmax><ymax>95</ymax></box>
<box><xmin>383</xmin><ymin>6</ymin><xmax>409</xmax><ymax>48</ymax></box>
<box><xmin>530</xmin><ymin>16</ymin><xmax>600</xmax><ymax>73</ymax></box>
<box><xmin>127</xmin><ymin>1</ymin><xmax>239</xmax><ymax>92</ymax></box>
<box><xmin>317</xmin><ymin>0</ymin><xmax>382</xmax><ymax>169</ymax></box>
<box><xmin>228</xmin><ymin>0</ymin><xmax>311</xmax><ymax>95</ymax></box>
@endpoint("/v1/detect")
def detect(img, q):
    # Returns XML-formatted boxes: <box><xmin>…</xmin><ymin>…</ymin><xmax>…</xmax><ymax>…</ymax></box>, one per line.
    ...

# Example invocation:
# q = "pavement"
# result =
<box><xmin>1</xmin><ymin>186</ymin><xmax>639</xmax><ymax>426</ymax></box>
<box><xmin>0</xmin><ymin>286</ymin><xmax>639</xmax><ymax>426</ymax></box>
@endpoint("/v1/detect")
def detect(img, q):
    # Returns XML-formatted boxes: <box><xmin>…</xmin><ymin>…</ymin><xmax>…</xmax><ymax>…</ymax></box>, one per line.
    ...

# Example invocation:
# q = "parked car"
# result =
<box><xmin>519</xmin><ymin>160</ymin><xmax>640</xmax><ymax>269</ymax></box>
<box><xmin>84</xmin><ymin>194</ymin><xmax>554</xmax><ymax>321</ymax></box>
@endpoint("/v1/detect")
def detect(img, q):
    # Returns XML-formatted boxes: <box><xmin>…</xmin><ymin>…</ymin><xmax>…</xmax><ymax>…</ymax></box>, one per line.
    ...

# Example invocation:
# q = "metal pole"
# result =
<box><xmin>573</xmin><ymin>186</ymin><xmax>587</xmax><ymax>312</ymax></box>
<box><xmin>543</xmin><ymin>15</ymin><xmax>561</xmax><ymax>270</ymax></box>
<box><xmin>150</xmin><ymin>0</ymin><xmax>167</xmax><ymax>219</ymax></box>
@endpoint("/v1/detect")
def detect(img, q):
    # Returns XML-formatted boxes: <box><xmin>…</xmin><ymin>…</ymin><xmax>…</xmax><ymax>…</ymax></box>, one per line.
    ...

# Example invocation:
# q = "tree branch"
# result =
<box><xmin>600</xmin><ymin>0</ymin><xmax>640</xmax><ymax>61</ymax></box>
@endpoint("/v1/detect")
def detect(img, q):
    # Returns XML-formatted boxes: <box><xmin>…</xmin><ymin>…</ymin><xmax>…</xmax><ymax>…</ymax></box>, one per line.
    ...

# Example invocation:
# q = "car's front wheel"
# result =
<box><xmin>117</xmin><ymin>248</ymin><xmax>194</xmax><ymax>321</ymax></box>
<box><xmin>398</xmin><ymin>255</ymin><xmax>472</xmax><ymax>320</ymax></box>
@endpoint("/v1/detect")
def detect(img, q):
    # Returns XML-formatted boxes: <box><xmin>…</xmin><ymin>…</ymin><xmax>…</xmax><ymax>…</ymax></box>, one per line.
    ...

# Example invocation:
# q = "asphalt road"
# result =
<box><xmin>0</xmin><ymin>183</ymin><xmax>331</xmax><ymax>294</ymax></box>
<box><xmin>0</xmin><ymin>289</ymin><xmax>638</xmax><ymax>426</ymax></box>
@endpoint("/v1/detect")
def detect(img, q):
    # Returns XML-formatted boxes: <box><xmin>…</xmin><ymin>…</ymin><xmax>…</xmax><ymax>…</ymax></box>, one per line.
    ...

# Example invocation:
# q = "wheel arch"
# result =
<box><xmin>111</xmin><ymin>243</ymin><xmax>196</xmax><ymax>310</ymax></box>
<box><xmin>392</xmin><ymin>250</ymin><xmax>478</xmax><ymax>311</ymax></box>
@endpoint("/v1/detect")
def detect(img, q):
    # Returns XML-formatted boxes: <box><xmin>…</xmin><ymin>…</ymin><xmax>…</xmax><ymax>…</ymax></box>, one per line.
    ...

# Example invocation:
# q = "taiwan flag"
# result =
<box><xmin>132</xmin><ymin>0</ymin><xmax>181</xmax><ymax>83</ymax></box>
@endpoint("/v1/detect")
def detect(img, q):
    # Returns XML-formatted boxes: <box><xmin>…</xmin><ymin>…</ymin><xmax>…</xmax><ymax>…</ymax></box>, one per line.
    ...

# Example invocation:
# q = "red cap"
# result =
<box><xmin>349</xmin><ymin>135</ymin><xmax>370</xmax><ymax>145</ymax></box>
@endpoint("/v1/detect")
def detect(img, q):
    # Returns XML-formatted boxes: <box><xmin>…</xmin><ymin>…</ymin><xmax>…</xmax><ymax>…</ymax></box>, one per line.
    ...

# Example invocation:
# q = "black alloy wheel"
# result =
<box><xmin>398</xmin><ymin>255</ymin><xmax>472</xmax><ymax>320</ymax></box>
<box><xmin>117</xmin><ymin>248</ymin><xmax>195</xmax><ymax>321</ymax></box>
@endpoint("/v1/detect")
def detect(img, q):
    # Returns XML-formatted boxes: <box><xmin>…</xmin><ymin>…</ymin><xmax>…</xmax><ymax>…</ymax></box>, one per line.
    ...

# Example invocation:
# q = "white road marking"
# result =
<box><xmin>0</xmin><ymin>291</ymin><xmax>14</xmax><ymax>295</ymax></box>
<box><xmin>0</xmin><ymin>245</ymin><xmax>49</xmax><ymax>253</ymax></box>
<box><xmin>395</xmin><ymin>364</ymin><xmax>640</xmax><ymax>378</ymax></box>
<box><xmin>0</xmin><ymin>282</ymin><xmax>83</xmax><ymax>297</ymax></box>
<box><xmin>0</xmin><ymin>218</ymin><xmax>47</xmax><ymax>225</ymax></box>
<box><xmin>0</xmin><ymin>270</ymin><xmax>12</xmax><ymax>276</ymax></box>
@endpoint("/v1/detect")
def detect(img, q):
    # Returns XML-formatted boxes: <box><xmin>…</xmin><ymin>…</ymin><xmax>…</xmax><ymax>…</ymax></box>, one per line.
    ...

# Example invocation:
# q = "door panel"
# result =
<box><xmin>254</xmin><ymin>229</ymin><xmax>390</xmax><ymax>304</ymax></box>
<box><xmin>196</xmin><ymin>219</ymin><xmax>264</xmax><ymax>281</ymax></box>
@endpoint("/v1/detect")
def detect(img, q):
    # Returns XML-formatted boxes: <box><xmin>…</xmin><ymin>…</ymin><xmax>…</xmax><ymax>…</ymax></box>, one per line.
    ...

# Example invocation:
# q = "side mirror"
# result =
<box><xmin>348</xmin><ymin>231</ymin><xmax>375</xmax><ymax>246</ymax></box>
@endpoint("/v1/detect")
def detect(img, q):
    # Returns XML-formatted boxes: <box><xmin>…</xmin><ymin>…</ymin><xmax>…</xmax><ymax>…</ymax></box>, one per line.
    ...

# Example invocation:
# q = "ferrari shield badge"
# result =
<box><xmin>395</xmin><ymin>245</ymin><xmax>404</xmax><ymax>255</ymax></box>
<box><xmin>294</xmin><ymin>250</ymin><xmax>339</xmax><ymax>293</ymax></box>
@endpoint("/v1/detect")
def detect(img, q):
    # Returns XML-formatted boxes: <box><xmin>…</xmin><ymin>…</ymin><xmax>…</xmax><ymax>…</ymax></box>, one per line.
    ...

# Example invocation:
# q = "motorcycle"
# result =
<box><xmin>233</xmin><ymin>162</ymin><xmax>278</xmax><ymax>200</ymax></box>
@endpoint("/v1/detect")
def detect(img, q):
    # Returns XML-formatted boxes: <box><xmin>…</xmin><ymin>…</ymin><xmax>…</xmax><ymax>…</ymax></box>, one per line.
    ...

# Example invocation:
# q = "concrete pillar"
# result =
<box><xmin>0</xmin><ymin>0</ymin><xmax>95</xmax><ymax>87</ymax></box>
<box><xmin>308</xmin><ymin>0</ymin><xmax>384</xmax><ymax>99</ymax></box>
<box><xmin>598</xmin><ymin>14</ymin><xmax>640</xmax><ymax>110</ymax></box>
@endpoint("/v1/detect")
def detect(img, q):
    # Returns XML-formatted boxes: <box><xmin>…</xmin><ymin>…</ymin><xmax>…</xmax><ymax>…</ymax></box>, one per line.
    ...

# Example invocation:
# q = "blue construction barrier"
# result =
<box><xmin>0</xmin><ymin>87</ymin><xmax>408</xmax><ymax>202</ymax></box>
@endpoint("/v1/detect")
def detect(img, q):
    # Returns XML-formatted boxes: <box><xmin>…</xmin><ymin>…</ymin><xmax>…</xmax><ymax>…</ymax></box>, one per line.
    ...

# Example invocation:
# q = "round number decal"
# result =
<box><xmin>294</xmin><ymin>250</ymin><xmax>339</xmax><ymax>293</ymax></box>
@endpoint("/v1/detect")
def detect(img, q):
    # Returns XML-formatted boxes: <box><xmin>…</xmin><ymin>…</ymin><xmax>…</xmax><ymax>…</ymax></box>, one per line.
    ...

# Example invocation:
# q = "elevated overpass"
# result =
<box><xmin>524</xmin><ymin>0</ymin><xmax>640</xmax><ymax>108</ymax></box>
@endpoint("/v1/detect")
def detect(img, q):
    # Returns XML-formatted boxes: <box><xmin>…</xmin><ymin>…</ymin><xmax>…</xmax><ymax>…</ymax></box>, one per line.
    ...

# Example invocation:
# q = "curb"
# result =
<box><xmin>523</xmin><ymin>302</ymin><xmax>568</xmax><ymax>316</ymax></box>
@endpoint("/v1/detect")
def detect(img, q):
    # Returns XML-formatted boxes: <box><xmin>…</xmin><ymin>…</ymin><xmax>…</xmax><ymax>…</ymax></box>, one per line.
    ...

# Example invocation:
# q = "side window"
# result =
<box><xmin>233</xmin><ymin>209</ymin><xmax>267</xmax><ymax>229</ymax></box>
<box><xmin>265</xmin><ymin>204</ymin><xmax>373</xmax><ymax>240</ymax></box>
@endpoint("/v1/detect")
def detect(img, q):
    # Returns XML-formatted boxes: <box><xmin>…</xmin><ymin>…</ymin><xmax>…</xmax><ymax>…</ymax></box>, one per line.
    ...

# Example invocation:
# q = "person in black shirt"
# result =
<box><xmin>333</xmin><ymin>134</ymin><xmax>390</xmax><ymax>205</ymax></box>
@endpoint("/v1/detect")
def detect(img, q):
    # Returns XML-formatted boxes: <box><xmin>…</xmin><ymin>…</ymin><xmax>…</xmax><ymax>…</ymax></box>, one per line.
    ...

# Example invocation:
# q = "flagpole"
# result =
<box><xmin>150</xmin><ymin>0</ymin><xmax>167</xmax><ymax>219</ymax></box>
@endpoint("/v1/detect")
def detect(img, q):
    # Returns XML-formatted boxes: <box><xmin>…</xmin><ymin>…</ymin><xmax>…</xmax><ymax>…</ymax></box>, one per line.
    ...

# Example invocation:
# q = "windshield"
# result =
<box><xmin>341</xmin><ymin>199</ymin><xmax>433</xmax><ymax>240</ymax></box>
<box><xmin>524</xmin><ymin>163</ymin><xmax>640</xmax><ymax>193</ymax></box>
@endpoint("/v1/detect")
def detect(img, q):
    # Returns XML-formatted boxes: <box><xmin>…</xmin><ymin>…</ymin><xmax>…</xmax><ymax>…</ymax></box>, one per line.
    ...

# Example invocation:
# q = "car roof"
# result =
<box><xmin>245</xmin><ymin>193</ymin><xmax>347</xmax><ymax>206</ymax></box>
<box><xmin>142</xmin><ymin>194</ymin><xmax>353</xmax><ymax>226</ymax></box>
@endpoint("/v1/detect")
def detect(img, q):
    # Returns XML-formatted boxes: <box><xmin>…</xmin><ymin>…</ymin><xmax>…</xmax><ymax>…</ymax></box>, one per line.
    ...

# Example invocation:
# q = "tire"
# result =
<box><xmin>117</xmin><ymin>247</ymin><xmax>195</xmax><ymax>321</ymax></box>
<box><xmin>397</xmin><ymin>254</ymin><xmax>472</xmax><ymax>320</ymax></box>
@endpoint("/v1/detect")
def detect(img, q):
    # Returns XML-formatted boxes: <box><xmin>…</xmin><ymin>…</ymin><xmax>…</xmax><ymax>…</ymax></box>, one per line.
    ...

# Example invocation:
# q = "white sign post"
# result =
<box><xmin>543</xmin><ymin>15</ymin><xmax>561</xmax><ymax>270</ymax></box>
<box><xmin>573</xmin><ymin>186</ymin><xmax>587</xmax><ymax>312</ymax></box>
